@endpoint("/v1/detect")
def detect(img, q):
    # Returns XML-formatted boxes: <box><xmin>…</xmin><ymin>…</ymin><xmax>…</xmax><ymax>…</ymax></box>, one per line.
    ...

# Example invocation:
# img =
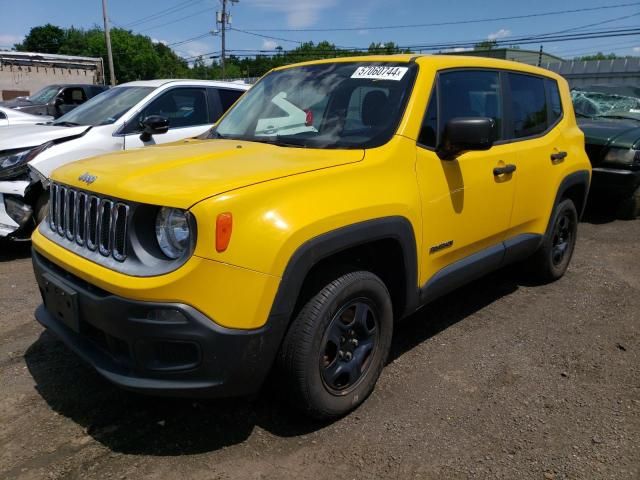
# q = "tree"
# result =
<box><xmin>474</xmin><ymin>39</ymin><xmax>498</xmax><ymax>50</ymax></box>
<box><xmin>15</xmin><ymin>24</ymin><xmax>66</xmax><ymax>53</ymax></box>
<box><xmin>576</xmin><ymin>52</ymin><xmax>618</xmax><ymax>61</ymax></box>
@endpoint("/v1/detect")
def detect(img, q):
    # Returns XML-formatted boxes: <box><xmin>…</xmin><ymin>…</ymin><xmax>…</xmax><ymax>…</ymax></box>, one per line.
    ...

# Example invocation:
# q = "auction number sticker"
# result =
<box><xmin>351</xmin><ymin>66</ymin><xmax>408</xmax><ymax>81</ymax></box>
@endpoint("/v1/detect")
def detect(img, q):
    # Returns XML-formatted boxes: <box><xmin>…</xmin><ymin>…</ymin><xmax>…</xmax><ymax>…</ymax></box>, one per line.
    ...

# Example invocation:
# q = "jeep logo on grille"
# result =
<box><xmin>78</xmin><ymin>172</ymin><xmax>97</xmax><ymax>185</ymax></box>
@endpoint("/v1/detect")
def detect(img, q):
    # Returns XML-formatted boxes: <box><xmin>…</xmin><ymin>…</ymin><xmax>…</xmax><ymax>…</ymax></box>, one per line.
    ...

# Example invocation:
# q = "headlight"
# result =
<box><xmin>155</xmin><ymin>207</ymin><xmax>191</xmax><ymax>259</ymax></box>
<box><xmin>604</xmin><ymin>147</ymin><xmax>640</xmax><ymax>166</ymax></box>
<box><xmin>0</xmin><ymin>142</ymin><xmax>53</xmax><ymax>179</ymax></box>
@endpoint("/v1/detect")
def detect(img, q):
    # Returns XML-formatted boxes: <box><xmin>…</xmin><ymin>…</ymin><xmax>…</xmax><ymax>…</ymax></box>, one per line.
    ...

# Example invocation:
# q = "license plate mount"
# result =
<box><xmin>42</xmin><ymin>273</ymin><xmax>80</xmax><ymax>333</ymax></box>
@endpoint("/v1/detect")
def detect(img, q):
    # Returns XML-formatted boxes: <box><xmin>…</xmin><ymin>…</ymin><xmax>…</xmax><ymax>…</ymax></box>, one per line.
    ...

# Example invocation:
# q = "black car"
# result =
<box><xmin>574</xmin><ymin>85</ymin><xmax>640</xmax><ymax>219</ymax></box>
<box><xmin>0</xmin><ymin>84</ymin><xmax>109</xmax><ymax>119</ymax></box>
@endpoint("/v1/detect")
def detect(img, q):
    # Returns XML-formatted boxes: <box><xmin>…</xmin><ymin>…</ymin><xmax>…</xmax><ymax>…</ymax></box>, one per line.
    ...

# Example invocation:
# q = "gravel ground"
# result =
<box><xmin>0</xmin><ymin>206</ymin><xmax>638</xmax><ymax>480</ymax></box>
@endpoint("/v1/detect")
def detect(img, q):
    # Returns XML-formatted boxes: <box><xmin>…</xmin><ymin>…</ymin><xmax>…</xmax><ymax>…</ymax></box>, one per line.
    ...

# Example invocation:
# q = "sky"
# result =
<box><xmin>0</xmin><ymin>0</ymin><xmax>638</xmax><ymax>63</ymax></box>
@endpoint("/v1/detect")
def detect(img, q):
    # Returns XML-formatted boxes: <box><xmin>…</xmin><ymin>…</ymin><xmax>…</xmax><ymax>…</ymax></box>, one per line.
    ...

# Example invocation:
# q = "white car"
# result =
<box><xmin>0</xmin><ymin>79</ymin><xmax>248</xmax><ymax>240</ymax></box>
<box><xmin>0</xmin><ymin>106</ymin><xmax>53</xmax><ymax>127</ymax></box>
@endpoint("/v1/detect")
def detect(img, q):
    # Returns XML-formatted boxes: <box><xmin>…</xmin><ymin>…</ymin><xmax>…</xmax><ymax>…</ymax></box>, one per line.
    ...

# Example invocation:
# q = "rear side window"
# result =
<box><xmin>508</xmin><ymin>73</ymin><xmax>548</xmax><ymax>138</ymax></box>
<box><xmin>546</xmin><ymin>79</ymin><xmax>563</xmax><ymax>124</ymax></box>
<box><xmin>218</xmin><ymin>89</ymin><xmax>244</xmax><ymax>113</ymax></box>
<box><xmin>439</xmin><ymin>70</ymin><xmax>503</xmax><ymax>141</ymax></box>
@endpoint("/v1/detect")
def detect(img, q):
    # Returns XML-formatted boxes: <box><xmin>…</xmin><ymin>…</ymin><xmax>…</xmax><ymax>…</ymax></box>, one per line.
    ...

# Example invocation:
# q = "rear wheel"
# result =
<box><xmin>526</xmin><ymin>199</ymin><xmax>578</xmax><ymax>283</ymax></box>
<box><xmin>278</xmin><ymin>271</ymin><xmax>393</xmax><ymax>420</ymax></box>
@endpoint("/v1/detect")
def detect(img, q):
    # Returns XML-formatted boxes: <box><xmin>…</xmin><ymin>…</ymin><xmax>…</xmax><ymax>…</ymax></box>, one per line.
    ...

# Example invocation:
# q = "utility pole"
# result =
<box><xmin>216</xmin><ymin>0</ymin><xmax>238</xmax><ymax>79</ymax></box>
<box><xmin>537</xmin><ymin>45</ymin><xmax>543</xmax><ymax>67</ymax></box>
<box><xmin>102</xmin><ymin>0</ymin><xmax>116</xmax><ymax>85</ymax></box>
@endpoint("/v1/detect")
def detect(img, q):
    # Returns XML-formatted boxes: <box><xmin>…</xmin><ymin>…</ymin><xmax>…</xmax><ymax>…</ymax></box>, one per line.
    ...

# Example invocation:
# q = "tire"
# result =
<box><xmin>278</xmin><ymin>271</ymin><xmax>393</xmax><ymax>420</ymax></box>
<box><xmin>526</xmin><ymin>199</ymin><xmax>578</xmax><ymax>283</ymax></box>
<box><xmin>616</xmin><ymin>186</ymin><xmax>640</xmax><ymax>220</ymax></box>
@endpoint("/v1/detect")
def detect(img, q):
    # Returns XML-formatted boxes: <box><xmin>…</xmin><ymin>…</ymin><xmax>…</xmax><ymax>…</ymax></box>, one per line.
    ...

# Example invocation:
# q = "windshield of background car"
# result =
<box><xmin>571</xmin><ymin>90</ymin><xmax>640</xmax><ymax>117</ymax></box>
<box><xmin>53</xmin><ymin>86</ymin><xmax>154</xmax><ymax>126</ymax></box>
<box><xmin>215</xmin><ymin>62</ymin><xmax>418</xmax><ymax>148</ymax></box>
<box><xmin>28</xmin><ymin>86</ymin><xmax>60</xmax><ymax>104</ymax></box>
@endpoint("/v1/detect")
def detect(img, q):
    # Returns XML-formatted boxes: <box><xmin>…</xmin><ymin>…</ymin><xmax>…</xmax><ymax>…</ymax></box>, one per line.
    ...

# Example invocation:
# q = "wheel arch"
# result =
<box><xmin>267</xmin><ymin>216</ymin><xmax>419</xmax><ymax>330</ymax></box>
<box><xmin>554</xmin><ymin>170</ymin><xmax>591</xmax><ymax>221</ymax></box>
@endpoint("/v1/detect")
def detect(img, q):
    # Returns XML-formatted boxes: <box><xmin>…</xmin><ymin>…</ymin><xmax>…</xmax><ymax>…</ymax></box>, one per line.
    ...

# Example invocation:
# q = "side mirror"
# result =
<box><xmin>139</xmin><ymin>115</ymin><xmax>169</xmax><ymax>142</ymax></box>
<box><xmin>54</xmin><ymin>96</ymin><xmax>64</xmax><ymax>107</ymax></box>
<box><xmin>437</xmin><ymin>117</ymin><xmax>495</xmax><ymax>160</ymax></box>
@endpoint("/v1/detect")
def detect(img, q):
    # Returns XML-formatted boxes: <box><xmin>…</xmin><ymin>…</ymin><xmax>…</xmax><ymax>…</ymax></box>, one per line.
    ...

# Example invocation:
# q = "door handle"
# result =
<box><xmin>493</xmin><ymin>164</ymin><xmax>516</xmax><ymax>176</ymax></box>
<box><xmin>551</xmin><ymin>151</ymin><xmax>567</xmax><ymax>163</ymax></box>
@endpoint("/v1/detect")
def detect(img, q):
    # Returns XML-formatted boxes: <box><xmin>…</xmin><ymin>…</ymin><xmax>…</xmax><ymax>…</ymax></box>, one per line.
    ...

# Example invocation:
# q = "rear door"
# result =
<box><xmin>504</xmin><ymin>73</ymin><xmax>567</xmax><ymax>236</ymax></box>
<box><xmin>123</xmin><ymin>87</ymin><xmax>211</xmax><ymax>149</ymax></box>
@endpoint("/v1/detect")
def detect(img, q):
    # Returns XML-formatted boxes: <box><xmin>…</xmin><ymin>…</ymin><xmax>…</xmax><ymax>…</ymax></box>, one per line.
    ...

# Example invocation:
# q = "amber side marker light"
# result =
<box><xmin>216</xmin><ymin>212</ymin><xmax>233</xmax><ymax>252</ymax></box>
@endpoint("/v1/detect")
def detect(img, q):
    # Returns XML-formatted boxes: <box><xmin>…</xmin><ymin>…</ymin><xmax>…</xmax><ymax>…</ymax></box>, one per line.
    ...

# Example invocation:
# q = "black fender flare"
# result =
<box><xmin>268</xmin><ymin>216</ymin><xmax>419</xmax><ymax>324</ymax></box>
<box><xmin>548</xmin><ymin>169</ymin><xmax>591</xmax><ymax>231</ymax></box>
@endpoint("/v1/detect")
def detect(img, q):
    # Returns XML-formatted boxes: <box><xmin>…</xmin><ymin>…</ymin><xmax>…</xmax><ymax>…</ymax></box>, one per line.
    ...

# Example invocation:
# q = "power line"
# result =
<box><xmin>188</xmin><ymin>27</ymin><xmax>640</xmax><ymax>59</ymax></box>
<box><xmin>120</xmin><ymin>0</ymin><xmax>198</xmax><ymax>28</ymax></box>
<box><xmin>243</xmin><ymin>2</ymin><xmax>640</xmax><ymax>32</ymax></box>
<box><xmin>138</xmin><ymin>7</ymin><xmax>214</xmax><ymax>32</ymax></box>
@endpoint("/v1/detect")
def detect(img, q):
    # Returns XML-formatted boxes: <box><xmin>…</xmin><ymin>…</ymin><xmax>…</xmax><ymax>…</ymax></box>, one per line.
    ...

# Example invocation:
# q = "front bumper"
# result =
<box><xmin>0</xmin><ymin>180</ymin><xmax>32</xmax><ymax>239</ymax></box>
<box><xmin>32</xmin><ymin>250</ymin><xmax>283</xmax><ymax>398</ymax></box>
<box><xmin>591</xmin><ymin>167</ymin><xmax>640</xmax><ymax>197</ymax></box>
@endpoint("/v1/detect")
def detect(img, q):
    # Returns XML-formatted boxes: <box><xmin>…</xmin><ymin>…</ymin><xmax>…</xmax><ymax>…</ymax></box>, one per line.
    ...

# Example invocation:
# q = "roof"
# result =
<box><xmin>0</xmin><ymin>51</ymin><xmax>102</xmax><ymax>69</ymax></box>
<box><xmin>116</xmin><ymin>79</ymin><xmax>250</xmax><ymax>90</ymax></box>
<box><xmin>272</xmin><ymin>54</ymin><xmax>564</xmax><ymax>80</ymax></box>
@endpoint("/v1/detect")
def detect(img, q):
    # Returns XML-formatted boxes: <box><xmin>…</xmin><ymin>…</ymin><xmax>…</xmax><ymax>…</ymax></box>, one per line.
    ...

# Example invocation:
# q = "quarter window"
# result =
<box><xmin>218</xmin><ymin>88</ymin><xmax>244</xmax><ymax>113</ymax></box>
<box><xmin>546</xmin><ymin>79</ymin><xmax>563</xmax><ymax>124</ymax></box>
<box><xmin>419</xmin><ymin>89</ymin><xmax>437</xmax><ymax>148</ymax></box>
<box><xmin>508</xmin><ymin>73</ymin><xmax>548</xmax><ymax>138</ymax></box>
<box><xmin>439</xmin><ymin>70</ymin><xmax>503</xmax><ymax>142</ymax></box>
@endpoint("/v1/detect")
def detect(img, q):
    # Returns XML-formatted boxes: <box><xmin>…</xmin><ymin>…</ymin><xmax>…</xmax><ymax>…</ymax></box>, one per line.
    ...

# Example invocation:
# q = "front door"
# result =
<box><xmin>415</xmin><ymin>69</ymin><xmax>517</xmax><ymax>285</ymax></box>
<box><xmin>123</xmin><ymin>87</ymin><xmax>212</xmax><ymax>149</ymax></box>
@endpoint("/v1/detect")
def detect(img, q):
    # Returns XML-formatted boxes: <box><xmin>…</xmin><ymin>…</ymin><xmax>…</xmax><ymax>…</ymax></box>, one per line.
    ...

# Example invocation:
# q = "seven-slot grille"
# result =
<box><xmin>49</xmin><ymin>183</ymin><xmax>130</xmax><ymax>261</ymax></box>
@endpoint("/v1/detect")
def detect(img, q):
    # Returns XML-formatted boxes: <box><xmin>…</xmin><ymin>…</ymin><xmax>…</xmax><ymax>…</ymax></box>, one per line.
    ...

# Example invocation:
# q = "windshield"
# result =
<box><xmin>571</xmin><ymin>89</ymin><xmax>640</xmax><ymax>118</ymax></box>
<box><xmin>215</xmin><ymin>62</ymin><xmax>418</xmax><ymax>149</ymax></box>
<box><xmin>28</xmin><ymin>86</ymin><xmax>60</xmax><ymax>104</ymax></box>
<box><xmin>53</xmin><ymin>86</ymin><xmax>154</xmax><ymax>127</ymax></box>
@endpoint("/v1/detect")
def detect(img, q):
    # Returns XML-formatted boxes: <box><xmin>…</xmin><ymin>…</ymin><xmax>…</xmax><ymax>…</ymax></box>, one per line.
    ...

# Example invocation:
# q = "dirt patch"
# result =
<box><xmin>0</xmin><ymin>214</ymin><xmax>638</xmax><ymax>479</ymax></box>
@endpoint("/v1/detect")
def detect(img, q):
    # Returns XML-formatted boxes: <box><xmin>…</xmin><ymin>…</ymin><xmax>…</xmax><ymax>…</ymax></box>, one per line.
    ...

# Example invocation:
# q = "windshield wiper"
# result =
<box><xmin>52</xmin><ymin>121</ymin><xmax>82</xmax><ymax>127</ymax></box>
<box><xmin>251</xmin><ymin>135</ymin><xmax>308</xmax><ymax>148</ymax></box>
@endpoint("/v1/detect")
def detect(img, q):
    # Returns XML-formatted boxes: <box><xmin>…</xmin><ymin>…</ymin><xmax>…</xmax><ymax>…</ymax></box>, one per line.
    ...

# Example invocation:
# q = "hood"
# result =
<box><xmin>0</xmin><ymin>99</ymin><xmax>36</xmax><ymax>108</ymax></box>
<box><xmin>0</xmin><ymin>124</ymin><xmax>91</xmax><ymax>151</ymax></box>
<box><xmin>51</xmin><ymin>138</ymin><xmax>365</xmax><ymax>209</ymax></box>
<box><xmin>578</xmin><ymin>117</ymin><xmax>640</xmax><ymax>149</ymax></box>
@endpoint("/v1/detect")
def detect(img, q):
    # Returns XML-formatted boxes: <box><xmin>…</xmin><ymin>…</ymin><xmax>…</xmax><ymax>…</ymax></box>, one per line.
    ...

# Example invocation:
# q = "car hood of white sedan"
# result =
<box><xmin>0</xmin><ymin>124</ymin><xmax>91</xmax><ymax>151</ymax></box>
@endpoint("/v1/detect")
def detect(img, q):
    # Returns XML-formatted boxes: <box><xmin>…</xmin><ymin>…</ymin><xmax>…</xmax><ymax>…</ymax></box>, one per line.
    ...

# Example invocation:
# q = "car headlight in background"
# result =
<box><xmin>0</xmin><ymin>142</ymin><xmax>53</xmax><ymax>179</ymax></box>
<box><xmin>155</xmin><ymin>207</ymin><xmax>191</xmax><ymax>259</ymax></box>
<box><xmin>604</xmin><ymin>147</ymin><xmax>640</xmax><ymax>167</ymax></box>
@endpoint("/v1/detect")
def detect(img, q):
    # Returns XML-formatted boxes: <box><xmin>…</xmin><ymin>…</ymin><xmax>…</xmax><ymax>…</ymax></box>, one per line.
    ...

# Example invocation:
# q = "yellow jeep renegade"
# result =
<box><xmin>32</xmin><ymin>55</ymin><xmax>591</xmax><ymax>419</ymax></box>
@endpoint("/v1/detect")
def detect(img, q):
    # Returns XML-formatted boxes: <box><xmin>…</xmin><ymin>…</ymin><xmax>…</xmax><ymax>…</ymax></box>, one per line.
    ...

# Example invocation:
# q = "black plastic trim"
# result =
<box><xmin>32</xmin><ymin>250</ymin><xmax>278</xmax><ymax>398</ymax></box>
<box><xmin>419</xmin><ymin>233</ymin><xmax>543</xmax><ymax>304</ymax></box>
<box><xmin>551</xmin><ymin>170</ymin><xmax>591</xmax><ymax>220</ymax></box>
<box><xmin>267</xmin><ymin>216</ymin><xmax>420</xmax><ymax>325</ymax></box>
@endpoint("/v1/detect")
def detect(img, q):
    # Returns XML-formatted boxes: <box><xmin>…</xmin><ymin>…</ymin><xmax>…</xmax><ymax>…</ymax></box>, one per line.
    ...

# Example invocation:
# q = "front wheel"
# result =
<box><xmin>526</xmin><ymin>199</ymin><xmax>578</xmax><ymax>283</ymax></box>
<box><xmin>278</xmin><ymin>271</ymin><xmax>393</xmax><ymax>420</ymax></box>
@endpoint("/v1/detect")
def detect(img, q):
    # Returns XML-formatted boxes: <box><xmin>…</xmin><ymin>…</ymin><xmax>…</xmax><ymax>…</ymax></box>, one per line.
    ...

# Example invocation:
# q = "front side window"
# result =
<box><xmin>438</xmin><ymin>70</ymin><xmax>503</xmax><ymax>141</ymax></box>
<box><xmin>53</xmin><ymin>86</ymin><xmax>154</xmax><ymax>127</ymax></box>
<box><xmin>124</xmin><ymin>88</ymin><xmax>209</xmax><ymax>133</ymax></box>
<box><xmin>60</xmin><ymin>87</ymin><xmax>86</xmax><ymax>105</ymax></box>
<box><xmin>215</xmin><ymin>62</ymin><xmax>418</xmax><ymax>149</ymax></box>
<box><xmin>508</xmin><ymin>73</ymin><xmax>548</xmax><ymax>138</ymax></box>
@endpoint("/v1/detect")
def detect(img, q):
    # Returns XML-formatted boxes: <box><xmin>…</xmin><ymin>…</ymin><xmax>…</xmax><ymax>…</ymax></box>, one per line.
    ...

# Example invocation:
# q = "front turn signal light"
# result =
<box><xmin>216</xmin><ymin>212</ymin><xmax>233</xmax><ymax>252</ymax></box>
